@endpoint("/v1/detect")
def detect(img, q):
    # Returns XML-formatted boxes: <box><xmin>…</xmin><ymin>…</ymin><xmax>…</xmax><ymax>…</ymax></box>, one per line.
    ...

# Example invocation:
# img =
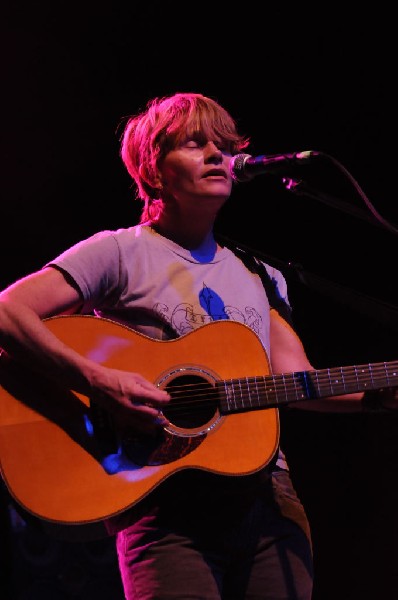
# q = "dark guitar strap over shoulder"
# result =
<box><xmin>225</xmin><ymin>243</ymin><xmax>295</xmax><ymax>329</ymax></box>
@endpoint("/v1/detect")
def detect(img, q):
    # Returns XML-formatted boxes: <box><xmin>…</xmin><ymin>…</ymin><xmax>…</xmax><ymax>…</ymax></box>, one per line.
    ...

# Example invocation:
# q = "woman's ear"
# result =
<box><xmin>153</xmin><ymin>171</ymin><xmax>163</xmax><ymax>190</ymax></box>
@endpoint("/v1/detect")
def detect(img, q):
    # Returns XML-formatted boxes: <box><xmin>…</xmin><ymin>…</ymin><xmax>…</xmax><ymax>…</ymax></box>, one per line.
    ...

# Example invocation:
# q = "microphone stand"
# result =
<box><xmin>282</xmin><ymin>163</ymin><xmax>398</xmax><ymax>236</ymax></box>
<box><xmin>283</xmin><ymin>178</ymin><xmax>383</xmax><ymax>227</ymax></box>
<box><xmin>217</xmin><ymin>233</ymin><xmax>398</xmax><ymax>332</ymax></box>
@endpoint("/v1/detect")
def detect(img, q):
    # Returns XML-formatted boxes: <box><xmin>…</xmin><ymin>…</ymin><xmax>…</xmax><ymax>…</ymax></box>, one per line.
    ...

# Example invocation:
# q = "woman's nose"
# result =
<box><xmin>205</xmin><ymin>141</ymin><xmax>223</xmax><ymax>161</ymax></box>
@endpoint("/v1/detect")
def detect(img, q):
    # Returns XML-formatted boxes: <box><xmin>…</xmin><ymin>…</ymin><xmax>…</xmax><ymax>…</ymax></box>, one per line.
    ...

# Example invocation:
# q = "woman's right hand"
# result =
<box><xmin>89</xmin><ymin>365</ymin><xmax>171</xmax><ymax>436</ymax></box>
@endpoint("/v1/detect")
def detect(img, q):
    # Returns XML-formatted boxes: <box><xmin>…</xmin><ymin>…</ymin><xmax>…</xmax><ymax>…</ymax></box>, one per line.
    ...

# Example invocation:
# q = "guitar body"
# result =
<box><xmin>0</xmin><ymin>316</ymin><xmax>279</xmax><ymax>526</ymax></box>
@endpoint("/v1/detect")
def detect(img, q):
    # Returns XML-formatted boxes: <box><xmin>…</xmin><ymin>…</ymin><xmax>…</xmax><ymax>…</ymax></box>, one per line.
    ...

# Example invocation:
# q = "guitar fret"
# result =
<box><xmin>280</xmin><ymin>373</ymin><xmax>287</xmax><ymax>402</ymax></box>
<box><xmin>355</xmin><ymin>365</ymin><xmax>369</xmax><ymax>391</ymax></box>
<box><xmin>340</xmin><ymin>367</ymin><xmax>347</xmax><ymax>394</ymax></box>
<box><xmin>245</xmin><ymin>377</ymin><xmax>253</xmax><ymax>408</ymax></box>
<box><xmin>384</xmin><ymin>362</ymin><xmax>396</xmax><ymax>387</ymax></box>
<box><xmin>369</xmin><ymin>364</ymin><xmax>375</xmax><ymax>390</ymax></box>
<box><xmin>292</xmin><ymin>373</ymin><xmax>303</xmax><ymax>401</ymax></box>
<box><xmin>225</xmin><ymin>379</ymin><xmax>237</xmax><ymax>412</ymax></box>
<box><xmin>253</xmin><ymin>375</ymin><xmax>261</xmax><ymax>407</ymax></box>
<box><xmin>367</xmin><ymin>362</ymin><xmax>394</xmax><ymax>389</ymax></box>
<box><xmin>313</xmin><ymin>370</ymin><xmax>321</xmax><ymax>397</ymax></box>
<box><xmin>326</xmin><ymin>368</ymin><xmax>332</xmax><ymax>395</ymax></box>
<box><xmin>327</xmin><ymin>367</ymin><xmax>346</xmax><ymax>395</ymax></box>
<box><xmin>244</xmin><ymin>377</ymin><xmax>251</xmax><ymax>409</ymax></box>
<box><xmin>288</xmin><ymin>371</ymin><xmax>318</xmax><ymax>401</ymax></box>
<box><xmin>250</xmin><ymin>376</ymin><xmax>271</xmax><ymax>409</ymax></box>
<box><xmin>237</xmin><ymin>378</ymin><xmax>243</xmax><ymax>410</ymax></box>
<box><xmin>383</xmin><ymin>363</ymin><xmax>389</xmax><ymax>386</ymax></box>
<box><xmin>262</xmin><ymin>375</ymin><xmax>274</xmax><ymax>406</ymax></box>
<box><xmin>353</xmin><ymin>365</ymin><xmax>360</xmax><ymax>390</ymax></box>
<box><xmin>326</xmin><ymin>367</ymin><xmax>349</xmax><ymax>395</ymax></box>
<box><xmin>265</xmin><ymin>376</ymin><xmax>276</xmax><ymax>405</ymax></box>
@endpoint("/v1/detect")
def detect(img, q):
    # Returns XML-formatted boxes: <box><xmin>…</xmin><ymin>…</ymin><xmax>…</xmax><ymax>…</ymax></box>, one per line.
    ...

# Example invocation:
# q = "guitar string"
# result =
<box><xmin>157</xmin><ymin>362</ymin><xmax>398</xmax><ymax>416</ymax></box>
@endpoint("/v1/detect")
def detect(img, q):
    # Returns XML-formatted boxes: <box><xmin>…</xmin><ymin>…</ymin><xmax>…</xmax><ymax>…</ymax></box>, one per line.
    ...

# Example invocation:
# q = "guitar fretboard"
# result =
<box><xmin>217</xmin><ymin>361</ymin><xmax>398</xmax><ymax>414</ymax></box>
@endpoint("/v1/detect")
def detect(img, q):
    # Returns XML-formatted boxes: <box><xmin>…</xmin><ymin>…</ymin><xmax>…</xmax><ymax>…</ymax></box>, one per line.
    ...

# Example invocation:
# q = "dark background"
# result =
<box><xmin>2</xmin><ymin>4</ymin><xmax>398</xmax><ymax>599</ymax></box>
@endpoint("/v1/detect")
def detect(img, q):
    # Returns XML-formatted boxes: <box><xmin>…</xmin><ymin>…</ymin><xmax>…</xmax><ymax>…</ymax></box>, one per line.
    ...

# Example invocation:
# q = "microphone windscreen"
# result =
<box><xmin>230</xmin><ymin>154</ymin><xmax>252</xmax><ymax>182</ymax></box>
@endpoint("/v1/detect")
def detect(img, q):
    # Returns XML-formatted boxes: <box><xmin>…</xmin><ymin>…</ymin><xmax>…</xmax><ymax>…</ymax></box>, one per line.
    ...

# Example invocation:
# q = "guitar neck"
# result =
<box><xmin>218</xmin><ymin>360</ymin><xmax>398</xmax><ymax>415</ymax></box>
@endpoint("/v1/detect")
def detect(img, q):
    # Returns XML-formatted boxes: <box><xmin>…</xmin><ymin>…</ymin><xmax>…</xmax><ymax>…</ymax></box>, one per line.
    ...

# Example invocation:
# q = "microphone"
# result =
<box><xmin>230</xmin><ymin>150</ymin><xmax>320</xmax><ymax>182</ymax></box>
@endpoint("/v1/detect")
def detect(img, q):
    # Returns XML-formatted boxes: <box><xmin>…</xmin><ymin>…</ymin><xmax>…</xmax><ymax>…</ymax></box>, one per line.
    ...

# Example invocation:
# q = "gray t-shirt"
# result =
<box><xmin>49</xmin><ymin>225</ymin><xmax>289</xmax><ymax>357</ymax></box>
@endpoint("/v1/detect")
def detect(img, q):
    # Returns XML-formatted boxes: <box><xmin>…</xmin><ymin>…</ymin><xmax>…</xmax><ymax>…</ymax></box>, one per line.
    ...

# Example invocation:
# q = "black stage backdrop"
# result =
<box><xmin>2</xmin><ymin>4</ymin><xmax>398</xmax><ymax>599</ymax></box>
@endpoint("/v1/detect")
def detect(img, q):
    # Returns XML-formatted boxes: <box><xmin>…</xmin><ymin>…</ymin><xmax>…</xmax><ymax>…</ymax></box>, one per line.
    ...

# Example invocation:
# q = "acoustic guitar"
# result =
<box><xmin>0</xmin><ymin>315</ymin><xmax>397</xmax><ymax>530</ymax></box>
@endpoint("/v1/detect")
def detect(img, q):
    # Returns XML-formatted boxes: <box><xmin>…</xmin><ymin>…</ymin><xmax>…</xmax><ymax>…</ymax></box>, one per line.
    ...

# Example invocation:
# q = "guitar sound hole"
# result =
<box><xmin>163</xmin><ymin>374</ymin><xmax>217</xmax><ymax>429</ymax></box>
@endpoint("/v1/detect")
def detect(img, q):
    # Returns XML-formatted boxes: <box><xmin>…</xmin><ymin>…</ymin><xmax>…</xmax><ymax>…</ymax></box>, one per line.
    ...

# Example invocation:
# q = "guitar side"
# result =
<box><xmin>0</xmin><ymin>316</ymin><xmax>279</xmax><ymax>526</ymax></box>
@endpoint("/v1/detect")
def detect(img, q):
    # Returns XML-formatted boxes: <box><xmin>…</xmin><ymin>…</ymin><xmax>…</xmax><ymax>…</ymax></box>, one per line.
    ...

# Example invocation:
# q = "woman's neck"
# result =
<box><xmin>149</xmin><ymin>217</ymin><xmax>217</xmax><ymax>253</ymax></box>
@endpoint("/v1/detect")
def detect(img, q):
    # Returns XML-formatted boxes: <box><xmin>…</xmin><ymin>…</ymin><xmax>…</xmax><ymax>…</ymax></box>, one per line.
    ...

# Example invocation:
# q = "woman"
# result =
<box><xmin>1</xmin><ymin>92</ymin><xmax>389</xmax><ymax>599</ymax></box>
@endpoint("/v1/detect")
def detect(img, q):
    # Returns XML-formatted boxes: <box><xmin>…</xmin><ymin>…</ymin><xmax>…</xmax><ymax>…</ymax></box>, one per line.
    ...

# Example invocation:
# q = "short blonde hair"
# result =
<box><xmin>120</xmin><ymin>92</ymin><xmax>249</xmax><ymax>223</ymax></box>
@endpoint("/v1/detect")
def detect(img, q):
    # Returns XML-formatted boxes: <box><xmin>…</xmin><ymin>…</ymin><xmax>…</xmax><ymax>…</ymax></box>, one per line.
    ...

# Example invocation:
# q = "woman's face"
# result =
<box><xmin>158</xmin><ymin>134</ymin><xmax>234</xmax><ymax>209</ymax></box>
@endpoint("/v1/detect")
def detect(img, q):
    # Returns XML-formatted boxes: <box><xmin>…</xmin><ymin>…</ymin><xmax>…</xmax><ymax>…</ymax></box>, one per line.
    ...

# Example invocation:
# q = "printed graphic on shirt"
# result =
<box><xmin>153</xmin><ymin>282</ymin><xmax>262</xmax><ymax>337</ymax></box>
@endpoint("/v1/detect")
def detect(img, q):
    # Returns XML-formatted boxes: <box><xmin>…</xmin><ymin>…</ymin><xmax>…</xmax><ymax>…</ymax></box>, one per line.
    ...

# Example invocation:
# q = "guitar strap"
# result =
<box><xmin>224</xmin><ymin>243</ymin><xmax>295</xmax><ymax>329</ymax></box>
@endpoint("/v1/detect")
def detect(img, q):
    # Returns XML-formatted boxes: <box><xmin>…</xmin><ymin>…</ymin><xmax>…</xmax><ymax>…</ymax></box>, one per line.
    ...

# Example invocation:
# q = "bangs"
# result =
<box><xmin>156</xmin><ymin>94</ymin><xmax>248</xmax><ymax>155</ymax></box>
